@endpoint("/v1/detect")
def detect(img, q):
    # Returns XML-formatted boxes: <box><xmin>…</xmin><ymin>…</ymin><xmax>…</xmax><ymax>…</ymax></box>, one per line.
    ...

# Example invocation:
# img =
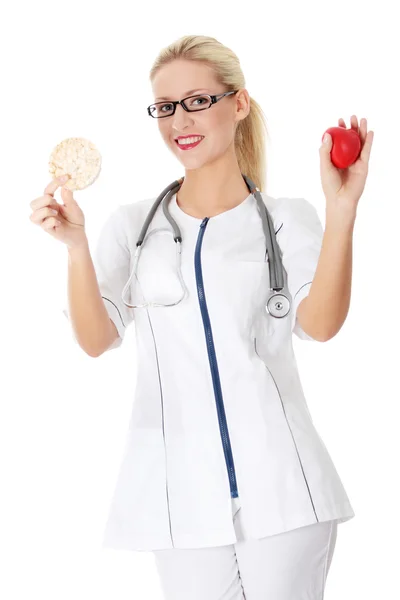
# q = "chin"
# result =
<box><xmin>175</xmin><ymin>152</ymin><xmax>208</xmax><ymax>168</ymax></box>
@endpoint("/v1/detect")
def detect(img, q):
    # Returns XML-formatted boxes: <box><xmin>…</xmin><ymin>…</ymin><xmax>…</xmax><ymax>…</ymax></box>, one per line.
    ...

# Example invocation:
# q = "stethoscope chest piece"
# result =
<box><xmin>266</xmin><ymin>293</ymin><xmax>290</xmax><ymax>318</ymax></box>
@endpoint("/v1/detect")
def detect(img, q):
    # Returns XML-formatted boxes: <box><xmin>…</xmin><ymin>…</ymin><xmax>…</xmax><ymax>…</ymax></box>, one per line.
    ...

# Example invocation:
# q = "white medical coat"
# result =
<box><xmin>63</xmin><ymin>190</ymin><xmax>355</xmax><ymax>551</ymax></box>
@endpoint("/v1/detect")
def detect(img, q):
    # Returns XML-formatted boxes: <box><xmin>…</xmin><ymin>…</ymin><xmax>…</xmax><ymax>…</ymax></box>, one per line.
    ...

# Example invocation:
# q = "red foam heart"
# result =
<box><xmin>322</xmin><ymin>127</ymin><xmax>361</xmax><ymax>169</ymax></box>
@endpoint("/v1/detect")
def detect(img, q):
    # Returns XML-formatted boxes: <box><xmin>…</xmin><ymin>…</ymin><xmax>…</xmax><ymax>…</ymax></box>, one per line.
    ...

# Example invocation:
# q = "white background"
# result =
<box><xmin>1</xmin><ymin>0</ymin><xmax>399</xmax><ymax>598</ymax></box>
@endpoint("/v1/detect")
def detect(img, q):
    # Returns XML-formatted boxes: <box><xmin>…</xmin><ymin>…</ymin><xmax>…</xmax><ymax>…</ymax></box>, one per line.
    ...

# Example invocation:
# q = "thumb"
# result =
<box><xmin>319</xmin><ymin>133</ymin><xmax>334</xmax><ymax>167</ymax></box>
<box><xmin>60</xmin><ymin>183</ymin><xmax>77</xmax><ymax>205</ymax></box>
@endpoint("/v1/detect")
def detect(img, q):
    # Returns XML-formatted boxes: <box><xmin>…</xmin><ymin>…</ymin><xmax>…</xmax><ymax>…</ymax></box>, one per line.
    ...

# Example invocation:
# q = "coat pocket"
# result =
<box><xmin>132</xmin><ymin>227</ymin><xmax>186</xmax><ymax>307</ymax></box>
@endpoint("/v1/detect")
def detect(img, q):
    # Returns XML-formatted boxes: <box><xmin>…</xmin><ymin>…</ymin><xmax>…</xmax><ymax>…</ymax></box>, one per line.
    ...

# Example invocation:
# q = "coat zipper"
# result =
<box><xmin>194</xmin><ymin>218</ymin><xmax>239</xmax><ymax>498</ymax></box>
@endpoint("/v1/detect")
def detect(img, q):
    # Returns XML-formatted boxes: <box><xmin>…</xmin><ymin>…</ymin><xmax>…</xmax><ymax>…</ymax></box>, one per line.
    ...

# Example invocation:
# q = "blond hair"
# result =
<box><xmin>149</xmin><ymin>35</ymin><xmax>269</xmax><ymax>192</ymax></box>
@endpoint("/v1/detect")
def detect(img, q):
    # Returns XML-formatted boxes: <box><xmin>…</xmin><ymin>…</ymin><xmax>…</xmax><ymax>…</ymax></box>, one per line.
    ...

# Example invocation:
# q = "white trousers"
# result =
<box><xmin>153</xmin><ymin>497</ymin><xmax>338</xmax><ymax>600</ymax></box>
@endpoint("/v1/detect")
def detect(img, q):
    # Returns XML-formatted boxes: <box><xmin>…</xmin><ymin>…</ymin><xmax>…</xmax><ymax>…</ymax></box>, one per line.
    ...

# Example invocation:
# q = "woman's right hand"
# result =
<box><xmin>29</xmin><ymin>175</ymin><xmax>88</xmax><ymax>249</ymax></box>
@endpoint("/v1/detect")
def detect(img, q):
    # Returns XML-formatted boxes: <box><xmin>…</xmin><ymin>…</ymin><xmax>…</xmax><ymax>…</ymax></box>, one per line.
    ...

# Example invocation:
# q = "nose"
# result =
<box><xmin>171</xmin><ymin>102</ymin><xmax>194</xmax><ymax>131</ymax></box>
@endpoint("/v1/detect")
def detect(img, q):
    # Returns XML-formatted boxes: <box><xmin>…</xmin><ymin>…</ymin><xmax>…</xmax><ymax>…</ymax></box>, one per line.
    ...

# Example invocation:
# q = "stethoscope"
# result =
<box><xmin>121</xmin><ymin>174</ymin><xmax>291</xmax><ymax>318</ymax></box>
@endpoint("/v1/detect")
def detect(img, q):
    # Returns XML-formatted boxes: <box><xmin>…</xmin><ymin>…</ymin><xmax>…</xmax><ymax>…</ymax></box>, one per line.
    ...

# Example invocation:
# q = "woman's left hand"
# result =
<box><xmin>319</xmin><ymin>115</ymin><xmax>374</xmax><ymax>218</ymax></box>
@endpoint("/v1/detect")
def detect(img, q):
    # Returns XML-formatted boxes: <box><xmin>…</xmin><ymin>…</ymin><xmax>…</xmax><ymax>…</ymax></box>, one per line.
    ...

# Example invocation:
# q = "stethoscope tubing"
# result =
<box><xmin>121</xmin><ymin>174</ymin><xmax>291</xmax><ymax>318</ymax></box>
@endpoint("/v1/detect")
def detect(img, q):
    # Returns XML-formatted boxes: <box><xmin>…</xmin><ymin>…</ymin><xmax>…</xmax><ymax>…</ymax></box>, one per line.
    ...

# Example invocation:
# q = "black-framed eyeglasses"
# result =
<box><xmin>147</xmin><ymin>90</ymin><xmax>239</xmax><ymax>119</ymax></box>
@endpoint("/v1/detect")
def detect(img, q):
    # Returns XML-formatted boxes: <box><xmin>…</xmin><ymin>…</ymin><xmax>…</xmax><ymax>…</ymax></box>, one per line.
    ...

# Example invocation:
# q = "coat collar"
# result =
<box><xmin>168</xmin><ymin>191</ymin><xmax>256</xmax><ymax>236</ymax></box>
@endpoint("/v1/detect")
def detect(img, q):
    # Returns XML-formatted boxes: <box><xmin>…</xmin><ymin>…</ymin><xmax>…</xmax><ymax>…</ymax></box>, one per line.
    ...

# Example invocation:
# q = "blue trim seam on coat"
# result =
<box><xmin>144</xmin><ymin>308</ymin><xmax>175</xmax><ymax>547</ymax></box>
<box><xmin>254</xmin><ymin>337</ymin><xmax>319</xmax><ymax>522</ymax></box>
<box><xmin>102</xmin><ymin>296</ymin><xmax>126</xmax><ymax>328</ymax></box>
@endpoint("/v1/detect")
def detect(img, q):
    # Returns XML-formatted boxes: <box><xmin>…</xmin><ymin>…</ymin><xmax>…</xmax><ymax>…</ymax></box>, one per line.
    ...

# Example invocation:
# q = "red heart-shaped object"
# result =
<box><xmin>322</xmin><ymin>127</ymin><xmax>361</xmax><ymax>169</ymax></box>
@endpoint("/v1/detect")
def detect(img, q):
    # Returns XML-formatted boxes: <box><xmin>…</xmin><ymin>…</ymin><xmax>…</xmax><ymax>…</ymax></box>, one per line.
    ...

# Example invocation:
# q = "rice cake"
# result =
<box><xmin>48</xmin><ymin>137</ymin><xmax>102</xmax><ymax>191</ymax></box>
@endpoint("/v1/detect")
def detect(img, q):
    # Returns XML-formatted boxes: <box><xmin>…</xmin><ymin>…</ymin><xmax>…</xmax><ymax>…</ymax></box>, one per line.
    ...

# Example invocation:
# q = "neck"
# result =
<box><xmin>176</xmin><ymin>145</ymin><xmax>251</xmax><ymax>219</ymax></box>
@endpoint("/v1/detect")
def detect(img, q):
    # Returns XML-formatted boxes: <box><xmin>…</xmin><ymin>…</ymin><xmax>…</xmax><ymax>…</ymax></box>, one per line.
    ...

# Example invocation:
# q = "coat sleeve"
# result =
<box><xmin>275</xmin><ymin>197</ymin><xmax>324</xmax><ymax>341</ymax></box>
<box><xmin>63</xmin><ymin>205</ymin><xmax>135</xmax><ymax>351</ymax></box>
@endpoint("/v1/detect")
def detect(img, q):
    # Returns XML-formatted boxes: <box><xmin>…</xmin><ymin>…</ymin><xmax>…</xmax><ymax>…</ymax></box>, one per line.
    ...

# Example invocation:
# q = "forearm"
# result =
<box><xmin>67</xmin><ymin>241</ymin><xmax>117</xmax><ymax>356</ymax></box>
<box><xmin>297</xmin><ymin>210</ymin><xmax>356</xmax><ymax>341</ymax></box>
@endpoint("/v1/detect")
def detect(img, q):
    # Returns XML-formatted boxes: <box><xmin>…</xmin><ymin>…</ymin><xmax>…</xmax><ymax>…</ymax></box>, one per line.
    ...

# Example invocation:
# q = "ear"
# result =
<box><xmin>235</xmin><ymin>88</ymin><xmax>251</xmax><ymax>121</ymax></box>
<box><xmin>236</xmin><ymin>88</ymin><xmax>251</xmax><ymax>120</ymax></box>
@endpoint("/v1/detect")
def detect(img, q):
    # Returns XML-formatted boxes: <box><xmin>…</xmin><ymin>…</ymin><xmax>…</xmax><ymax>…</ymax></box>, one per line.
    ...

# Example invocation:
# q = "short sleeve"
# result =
<box><xmin>275</xmin><ymin>197</ymin><xmax>324</xmax><ymax>341</ymax></box>
<box><xmin>63</xmin><ymin>205</ymin><xmax>135</xmax><ymax>351</ymax></box>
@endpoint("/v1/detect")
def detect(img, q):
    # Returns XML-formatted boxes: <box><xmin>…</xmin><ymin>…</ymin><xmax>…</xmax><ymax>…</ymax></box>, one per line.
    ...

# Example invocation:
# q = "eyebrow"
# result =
<box><xmin>154</xmin><ymin>89</ymin><xmax>209</xmax><ymax>101</ymax></box>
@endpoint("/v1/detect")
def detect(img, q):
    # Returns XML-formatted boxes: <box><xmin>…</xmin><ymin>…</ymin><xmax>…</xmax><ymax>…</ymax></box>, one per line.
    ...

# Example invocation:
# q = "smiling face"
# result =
<box><xmin>151</xmin><ymin>59</ymin><xmax>249</xmax><ymax>171</ymax></box>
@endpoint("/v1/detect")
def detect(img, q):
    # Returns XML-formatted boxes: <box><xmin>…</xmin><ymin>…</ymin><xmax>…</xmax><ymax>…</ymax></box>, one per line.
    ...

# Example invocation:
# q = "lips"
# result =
<box><xmin>175</xmin><ymin>136</ymin><xmax>204</xmax><ymax>150</ymax></box>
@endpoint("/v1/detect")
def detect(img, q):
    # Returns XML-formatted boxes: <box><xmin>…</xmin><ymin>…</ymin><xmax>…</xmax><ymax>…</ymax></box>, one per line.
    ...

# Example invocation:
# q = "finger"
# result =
<box><xmin>30</xmin><ymin>205</ymin><xmax>60</xmax><ymax>225</ymax></box>
<box><xmin>42</xmin><ymin>216</ymin><xmax>62</xmax><ymax>231</ymax></box>
<box><xmin>360</xmin><ymin>130</ymin><xmax>374</xmax><ymax>163</ymax></box>
<box><xmin>30</xmin><ymin>175</ymin><xmax>70</xmax><ymax>211</ymax></box>
<box><xmin>359</xmin><ymin>117</ymin><xmax>368</xmax><ymax>145</ymax></box>
<box><xmin>44</xmin><ymin>175</ymin><xmax>70</xmax><ymax>199</ymax></box>
<box><xmin>30</xmin><ymin>194</ymin><xmax>62</xmax><ymax>214</ymax></box>
<box><xmin>60</xmin><ymin>184</ymin><xmax>77</xmax><ymax>207</ymax></box>
<box><xmin>350</xmin><ymin>115</ymin><xmax>359</xmax><ymax>133</ymax></box>
<box><xmin>338</xmin><ymin>118</ymin><xmax>346</xmax><ymax>128</ymax></box>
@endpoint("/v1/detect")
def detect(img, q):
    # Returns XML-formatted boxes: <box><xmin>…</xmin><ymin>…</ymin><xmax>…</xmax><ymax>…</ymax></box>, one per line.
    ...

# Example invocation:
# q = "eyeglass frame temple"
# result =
<box><xmin>147</xmin><ymin>90</ymin><xmax>239</xmax><ymax>118</ymax></box>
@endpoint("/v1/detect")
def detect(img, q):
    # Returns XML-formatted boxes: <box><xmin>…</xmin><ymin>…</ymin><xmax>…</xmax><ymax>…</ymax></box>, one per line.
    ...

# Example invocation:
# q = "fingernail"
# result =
<box><xmin>59</xmin><ymin>175</ymin><xmax>68</xmax><ymax>183</ymax></box>
<box><xmin>323</xmin><ymin>134</ymin><xmax>330</xmax><ymax>144</ymax></box>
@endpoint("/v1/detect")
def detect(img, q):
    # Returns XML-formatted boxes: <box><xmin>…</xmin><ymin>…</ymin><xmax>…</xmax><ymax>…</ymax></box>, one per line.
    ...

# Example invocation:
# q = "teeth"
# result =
<box><xmin>177</xmin><ymin>136</ymin><xmax>203</xmax><ymax>145</ymax></box>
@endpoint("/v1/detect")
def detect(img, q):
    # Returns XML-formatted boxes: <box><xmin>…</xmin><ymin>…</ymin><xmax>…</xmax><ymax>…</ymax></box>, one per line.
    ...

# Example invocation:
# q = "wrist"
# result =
<box><xmin>67</xmin><ymin>239</ymin><xmax>90</xmax><ymax>256</ymax></box>
<box><xmin>325</xmin><ymin>208</ymin><xmax>356</xmax><ymax>231</ymax></box>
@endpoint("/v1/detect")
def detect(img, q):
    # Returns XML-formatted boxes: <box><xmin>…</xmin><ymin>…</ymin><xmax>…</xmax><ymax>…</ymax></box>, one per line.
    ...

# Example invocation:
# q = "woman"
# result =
<box><xmin>30</xmin><ymin>34</ymin><xmax>373</xmax><ymax>600</ymax></box>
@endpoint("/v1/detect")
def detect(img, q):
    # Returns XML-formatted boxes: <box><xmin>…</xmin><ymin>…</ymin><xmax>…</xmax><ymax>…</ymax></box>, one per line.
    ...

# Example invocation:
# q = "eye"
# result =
<box><xmin>190</xmin><ymin>96</ymin><xmax>208</xmax><ymax>106</ymax></box>
<box><xmin>161</xmin><ymin>103</ymin><xmax>173</xmax><ymax>112</ymax></box>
